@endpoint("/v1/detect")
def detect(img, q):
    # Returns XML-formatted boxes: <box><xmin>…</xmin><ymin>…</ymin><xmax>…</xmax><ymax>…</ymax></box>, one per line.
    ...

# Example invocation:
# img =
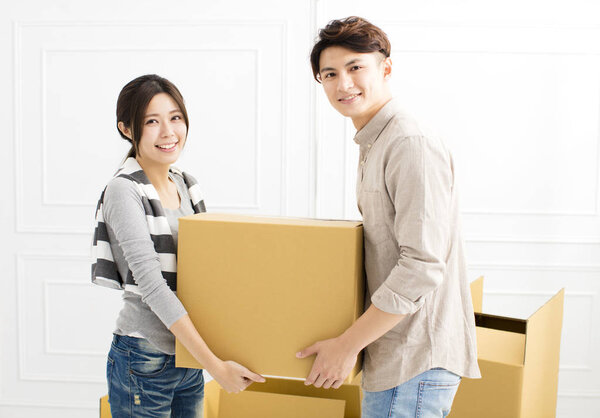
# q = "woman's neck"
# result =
<box><xmin>135</xmin><ymin>157</ymin><xmax>172</xmax><ymax>192</ymax></box>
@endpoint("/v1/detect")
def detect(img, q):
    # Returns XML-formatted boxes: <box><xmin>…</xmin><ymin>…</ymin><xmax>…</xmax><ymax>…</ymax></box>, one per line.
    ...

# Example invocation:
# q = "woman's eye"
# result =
<box><xmin>172</xmin><ymin>115</ymin><xmax>182</xmax><ymax>121</ymax></box>
<box><xmin>145</xmin><ymin>119</ymin><xmax>158</xmax><ymax>125</ymax></box>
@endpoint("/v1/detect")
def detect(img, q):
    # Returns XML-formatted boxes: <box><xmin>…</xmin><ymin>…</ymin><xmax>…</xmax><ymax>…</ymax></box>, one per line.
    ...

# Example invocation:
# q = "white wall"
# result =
<box><xmin>1</xmin><ymin>0</ymin><xmax>599</xmax><ymax>416</ymax></box>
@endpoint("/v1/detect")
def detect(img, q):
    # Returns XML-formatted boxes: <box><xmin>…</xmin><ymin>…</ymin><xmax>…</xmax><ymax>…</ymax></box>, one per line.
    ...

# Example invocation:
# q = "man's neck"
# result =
<box><xmin>352</xmin><ymin>97</ymin><xmax>393</xmax><ymax>131</ymax></box>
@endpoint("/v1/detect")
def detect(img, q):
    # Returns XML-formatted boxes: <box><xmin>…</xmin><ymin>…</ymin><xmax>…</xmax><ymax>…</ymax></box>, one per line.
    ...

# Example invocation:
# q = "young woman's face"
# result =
<box><xmin>135</xmin><ymin>92</ymin><xmax>187</xmax><ymax>167</ymax></box>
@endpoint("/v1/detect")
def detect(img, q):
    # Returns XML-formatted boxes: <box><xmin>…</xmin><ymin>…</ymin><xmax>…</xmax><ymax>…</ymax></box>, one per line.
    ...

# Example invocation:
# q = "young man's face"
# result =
<box><xmin>319</xmin><ymin>46</ymin><xmax>392</xmax><ymax>130</ymax></box>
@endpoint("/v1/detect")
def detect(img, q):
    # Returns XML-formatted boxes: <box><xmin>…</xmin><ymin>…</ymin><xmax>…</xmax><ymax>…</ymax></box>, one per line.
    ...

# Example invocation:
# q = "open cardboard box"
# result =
<box><xmin>175</xmin><ymin>213</ymin><xmax>365</xmax><ymax>382</ymax></box>
<box><xmin>100</xmin><ymin>373</ymin><xmax>362</xmax><ymax>418</ymax></box>
<box><xmin>451</xmin><ymin>277</ymin><xmax>564</xmax><ymax>417</ymax></box>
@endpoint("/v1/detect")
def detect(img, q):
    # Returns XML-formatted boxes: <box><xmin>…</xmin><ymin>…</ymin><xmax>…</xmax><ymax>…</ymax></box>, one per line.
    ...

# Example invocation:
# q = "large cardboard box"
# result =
<box><xmin>100</xmin><ymin>375</ymin><xmax>361</xmax><ymax>418</ymax></box>
<box><xmin>451</xmin><ymin>277</ymin><xmax>564</xmax><ymax>417</ymax></box>
<box><xmin>175</xmin><ymin>213</ymin><xmax>364</xmax><ymax>381</ymax></box>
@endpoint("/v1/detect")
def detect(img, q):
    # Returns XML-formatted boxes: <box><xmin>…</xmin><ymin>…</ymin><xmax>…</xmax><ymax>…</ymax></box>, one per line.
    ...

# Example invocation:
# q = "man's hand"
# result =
<box><xmin>296</xmin><ymin>336</ymin><xmax>359</xmax><ymax>389</ymax></box>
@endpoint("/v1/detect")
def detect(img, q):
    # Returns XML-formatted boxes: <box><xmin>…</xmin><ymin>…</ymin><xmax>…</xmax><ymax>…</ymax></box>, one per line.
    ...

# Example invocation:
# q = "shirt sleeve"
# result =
<box><xmin>103</xmin><ymin>177</ymin><xmax>187</xmax><ymax>328</ymax></box>
<box><xmin>370</xmin><ymin>135</ymin><xmax>453</xmax><ymax>315</ymax></box>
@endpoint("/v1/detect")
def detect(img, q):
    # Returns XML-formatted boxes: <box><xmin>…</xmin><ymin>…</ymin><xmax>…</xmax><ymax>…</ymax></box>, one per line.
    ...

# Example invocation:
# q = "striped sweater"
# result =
<box><xmin>91</xmin><ymin>157</ymin><xmax>205</xmax><ymax>292</ymax></box>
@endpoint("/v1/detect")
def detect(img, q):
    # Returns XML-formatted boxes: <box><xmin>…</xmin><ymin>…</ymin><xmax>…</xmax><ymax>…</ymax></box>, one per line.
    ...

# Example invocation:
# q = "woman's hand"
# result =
<box><xmin>208</xmin><ymin>360</ymin><xmax>266</xmax><ymax>393</ymax></box>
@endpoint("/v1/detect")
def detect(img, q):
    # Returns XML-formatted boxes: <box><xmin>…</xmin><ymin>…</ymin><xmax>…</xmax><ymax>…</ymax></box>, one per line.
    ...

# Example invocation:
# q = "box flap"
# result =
<box><xmin>470</xmin><ymin>276</ymin><xmax>484</xmax><ymax>313</ymax></box>
<box><xmin>243</xmin><ymin>377</ymin><xmax>361</xmax><ymax>418</ymax></box>
<box><xmin>521</xmin><ymin>288</ymin><xmax>565</xmax><ymax>417</ymax></box>
<box><xmin>476</xmin><ymin>326</ymin><xmax>526</xmax><ymax>366</ymax></box>
<box><xmin>218</xmin><ymin>389</ymin><xmax>345</xmax><ymax>418</ymax></box>
<box><xmin>475</xmin><ymin>313</ymin><xmax>527</xmax><ymax>334</ymax></box>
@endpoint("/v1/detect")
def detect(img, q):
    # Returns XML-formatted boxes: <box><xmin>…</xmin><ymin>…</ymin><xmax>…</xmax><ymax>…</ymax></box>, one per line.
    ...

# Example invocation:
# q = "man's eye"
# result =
<box><xmin>324</xmin><ymin>72</ymin><xmax>335</xmax><ymax>79</ymax></box>
<box><xmin>350</xmin><ymin>65</ymin><xmax>361</xmax><ymax>71</ymax></box>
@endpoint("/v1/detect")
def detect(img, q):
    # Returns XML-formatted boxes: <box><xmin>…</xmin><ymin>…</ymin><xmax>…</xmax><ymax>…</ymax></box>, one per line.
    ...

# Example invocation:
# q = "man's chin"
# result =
<box><xmin>335</xmin><ymin>106</ymin><xmax>363</xmax><ymax>119</ymax></box>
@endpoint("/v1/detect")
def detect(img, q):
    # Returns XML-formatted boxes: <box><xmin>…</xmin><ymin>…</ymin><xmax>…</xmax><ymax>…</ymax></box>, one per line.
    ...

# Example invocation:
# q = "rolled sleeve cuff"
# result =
<box><xmin>371</xmin><ymin>282</ymin><xmax>425</xmax><ymax>315</ymax></box>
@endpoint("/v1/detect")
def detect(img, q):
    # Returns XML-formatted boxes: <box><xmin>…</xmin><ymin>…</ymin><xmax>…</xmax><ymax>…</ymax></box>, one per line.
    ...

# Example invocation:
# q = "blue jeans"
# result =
<box><xmin>107</xmin><ymin>334</ymin><xmax>204</xmax><ymax>418</ymax></box>
<box><xmin>362</xmin><ymin>368</ymin><xmax>461</xmax><ymax>418</ymax></box>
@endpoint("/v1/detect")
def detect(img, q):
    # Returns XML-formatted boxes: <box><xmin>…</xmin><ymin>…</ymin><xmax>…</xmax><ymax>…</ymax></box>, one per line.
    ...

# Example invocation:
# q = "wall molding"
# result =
<box><xmin>464</xmin><ymin>236</ymin><xmax>600</xmax><ymax>244</ymax></box>
<box><xmin>335</xmin><ymin>23</ymin><xmax>600</xmax><ymax>222</ymax></box>
<box><xmin>469</xmin><ymin>263</ymin><xmax>600</xmax><ymax>272</ymax></box>
<box><xmin>14</xmin><ymin>20</ymin><xmax>287</xmax><ymax>233</ymax></box>
<box><xmin>16</xmin><ymin>252</ymin><xmax>107</xmax><ymax>383</ymax></box>
<box><xmin>43</xmin><ymin>280</ymin><xmax>108</xmax><ymax>357</ymax></box>
<box><xmin>39</xmin><ymin>47</ymin><xmax>262</xmax><ymax>209</ymax></box>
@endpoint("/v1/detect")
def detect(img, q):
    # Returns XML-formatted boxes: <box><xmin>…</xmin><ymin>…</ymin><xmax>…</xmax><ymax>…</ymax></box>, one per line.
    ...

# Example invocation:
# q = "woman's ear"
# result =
<box><xmin>118</xmin><ymin>121</ymin><xmax>132</xmax><ymax>139</ymax></box>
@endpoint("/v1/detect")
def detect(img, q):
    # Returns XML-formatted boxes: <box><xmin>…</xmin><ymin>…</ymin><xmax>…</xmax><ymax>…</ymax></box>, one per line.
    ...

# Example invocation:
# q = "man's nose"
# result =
<box><xmin>338</xmin><ymin>72</ymin><xmax>354</xmax><ymax>91</ymax></box>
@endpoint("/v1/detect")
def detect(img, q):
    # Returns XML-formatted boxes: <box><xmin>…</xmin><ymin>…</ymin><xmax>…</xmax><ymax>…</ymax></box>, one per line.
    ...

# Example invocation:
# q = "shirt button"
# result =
<box><xmin>367</xmin><ymin>144</ymin><xmax>372</xmax><ymax>148</ymax></box>
<box><xmin>360</xmin><ymin>161</ymin><xmax>365</xmax><ymax>166</ymax></box>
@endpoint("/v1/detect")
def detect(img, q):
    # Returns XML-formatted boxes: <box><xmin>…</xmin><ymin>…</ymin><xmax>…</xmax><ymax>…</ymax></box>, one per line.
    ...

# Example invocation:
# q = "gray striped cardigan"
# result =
<box><xmin>91</xmin><ymin>157</ymin><xmax>205</xmax><ymax>292</ymax></box>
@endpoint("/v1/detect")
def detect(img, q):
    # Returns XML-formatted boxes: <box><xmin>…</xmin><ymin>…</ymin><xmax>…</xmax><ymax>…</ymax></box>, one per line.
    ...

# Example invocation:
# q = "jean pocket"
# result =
<box><xmin>416</xmin><ymin>379</ymin><xmax>461</xmax><ymax>418</ymax></box>
<box><xmin>129</xmin><ymin>349</ymin><xmax>170</xmax><ymax>377</ymax></box>
<box><xmin>106</xmin><ymin>356</ymin><xmax>115</xmax><ymax>385</ymax></box>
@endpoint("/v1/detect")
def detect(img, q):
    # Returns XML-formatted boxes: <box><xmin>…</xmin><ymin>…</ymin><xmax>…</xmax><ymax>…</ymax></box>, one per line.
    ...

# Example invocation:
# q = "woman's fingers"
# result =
<box><xmin>242</xmin><ymin>368</ymin><xmax>266</xmax><ymax>383</ymax></box>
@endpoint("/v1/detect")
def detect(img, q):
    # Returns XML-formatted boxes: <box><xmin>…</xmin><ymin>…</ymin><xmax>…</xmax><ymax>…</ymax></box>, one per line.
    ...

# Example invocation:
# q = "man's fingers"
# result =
<box><xmin>296</xmin><ymin>343</ymin><xmax>318</xmax><ymax>359</ymax></box>
<box><xmin>313</xmin><ymin>374</ymin><xmax>327</xmax><ymax>388</ymax></box>
<box><xmin>332</xmin><ymin>379</ymin><xmax>343</xmax><ymax>389</ymax></box>
<box><xmin>322</xmin><ymin>379</ymin><xmax>334</xmax><ymax>389</ymax></box>
<box><xmin>304</xmin><ymin>366</ymin><xmax>320</xmax><ymax>386</ymax></box>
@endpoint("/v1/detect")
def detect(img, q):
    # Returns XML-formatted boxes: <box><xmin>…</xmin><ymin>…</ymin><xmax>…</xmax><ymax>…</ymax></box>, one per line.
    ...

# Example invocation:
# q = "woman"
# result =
<box><xmin>92</xmin><ymin>74</ymin><xmax>264</xmax><ymax>417</ymax></box>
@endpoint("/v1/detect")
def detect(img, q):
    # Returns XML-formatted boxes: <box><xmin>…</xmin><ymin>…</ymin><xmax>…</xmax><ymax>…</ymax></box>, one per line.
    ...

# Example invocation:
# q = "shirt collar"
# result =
<box><xmin>353</xmin><ymin>98</ymin><xmax>400</xmax><ymax>146</ymax></box>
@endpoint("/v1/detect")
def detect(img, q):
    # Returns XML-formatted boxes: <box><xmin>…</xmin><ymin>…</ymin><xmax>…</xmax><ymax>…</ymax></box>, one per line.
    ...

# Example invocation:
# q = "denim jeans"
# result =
<box><xmin>362</xmin><ymin>368</ymin><xmax>461</xmax><ymax>418</ymax></box>
<box><xmin>107</xmin><ymin>334</ymin><xmax>204</xmax><ymax>418</ymax></box>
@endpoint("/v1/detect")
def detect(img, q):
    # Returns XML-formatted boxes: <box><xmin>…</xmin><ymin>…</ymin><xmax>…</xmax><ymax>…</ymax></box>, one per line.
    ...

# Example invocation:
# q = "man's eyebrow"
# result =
<box><xmin>320</xmin><ymin>58</ymin><xmax>364</xmax><ymax>74</ymax></box>
<box><xmin>344</xmin><ymin>58</ymin><xmax>363</xmax><ymax>67</ymax></box>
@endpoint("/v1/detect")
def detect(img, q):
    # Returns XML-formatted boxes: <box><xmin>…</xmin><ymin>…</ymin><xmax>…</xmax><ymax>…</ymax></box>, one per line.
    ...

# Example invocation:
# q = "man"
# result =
<box><xmin>296</xmin><ymin>16</ymin><xmax>480</xmax><ymax>417</ymax></box>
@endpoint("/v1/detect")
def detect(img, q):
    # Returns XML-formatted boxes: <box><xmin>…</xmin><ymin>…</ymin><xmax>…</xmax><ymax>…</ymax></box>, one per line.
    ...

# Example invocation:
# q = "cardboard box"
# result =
<box><xmin>175</xmin><ymin>213</ymin><xmax>364</xmax><ymax>381</ymax></box>
<box><xmin>100</xmin><ymin>374</ymin><xmax>362</xmax><ymax>418</ymax></box>
<box><xmin>451</xmin><ymin>277</ymin><xmax>564</xmax><ymax>417</ymax></box>
<box><xmin>100</xmin><ymin>395</ymin><xmax>110</xmax><ymax>418</ymax></box>
<box><xmin>205</xmin><ymin>376</ymin><xmax>362</xmax><ymax>418</ymax></box>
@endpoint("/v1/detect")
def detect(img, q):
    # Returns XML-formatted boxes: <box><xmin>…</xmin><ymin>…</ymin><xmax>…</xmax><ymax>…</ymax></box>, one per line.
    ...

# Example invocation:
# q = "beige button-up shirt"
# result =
<box><xmin>356</xmin><ymin>99</ymin><xmax>480</xmax><ymax>391</ymax></box>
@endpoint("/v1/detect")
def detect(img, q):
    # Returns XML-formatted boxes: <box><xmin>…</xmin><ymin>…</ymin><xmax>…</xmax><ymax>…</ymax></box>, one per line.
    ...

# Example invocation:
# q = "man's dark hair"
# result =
<box><xmin>310</xmin><ymin>16</ymin><xmax>391</xmax><ymax>83</ymax></box>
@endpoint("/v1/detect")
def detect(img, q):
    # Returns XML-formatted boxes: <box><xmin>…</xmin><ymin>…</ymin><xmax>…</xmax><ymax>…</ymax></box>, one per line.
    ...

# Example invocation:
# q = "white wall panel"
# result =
<box><xmin>318</xmin><ymin>22</ymin><xmax>600</xmax><ymax>241</ymax></box>
<box><xmin>16</xmin><ymin>254</ymin><xmax>120</xmax><ymax>383</ymax></box>
<box><xmin>16</xmin><ymin>21</ymin><xmax>287</xmax><ymax>235</ymax></box>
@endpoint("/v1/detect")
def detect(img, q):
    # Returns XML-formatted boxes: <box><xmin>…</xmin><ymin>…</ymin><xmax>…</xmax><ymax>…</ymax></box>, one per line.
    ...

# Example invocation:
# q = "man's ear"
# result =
<box><xmin>118</xmin><ymin>121</ymin><xmax>132</xmax><ymax>139</ymax></box>
<box><xmin>383</xmin><ymin>57</ymin><xmax>392</xmax><ymax>80</ymax></box>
